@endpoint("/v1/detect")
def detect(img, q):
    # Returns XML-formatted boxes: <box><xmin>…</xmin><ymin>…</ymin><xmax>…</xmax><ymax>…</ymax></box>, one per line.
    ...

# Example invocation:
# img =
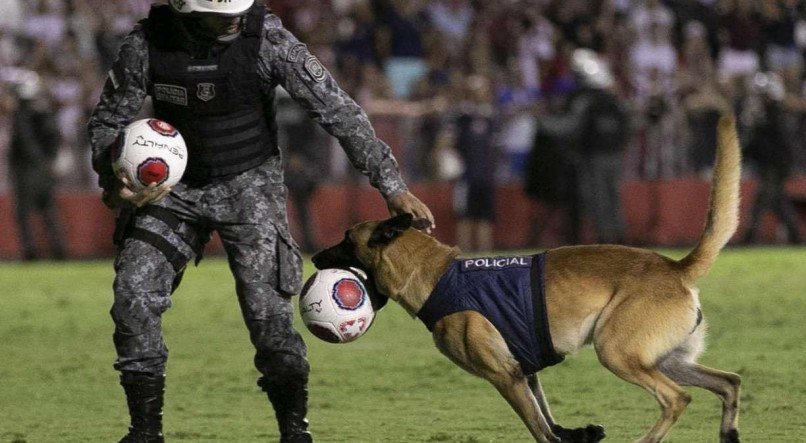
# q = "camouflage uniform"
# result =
<box><xmin>88</xmin><ymin>8</ymin><xmax>407</xmax><ymax>441</ymax></box>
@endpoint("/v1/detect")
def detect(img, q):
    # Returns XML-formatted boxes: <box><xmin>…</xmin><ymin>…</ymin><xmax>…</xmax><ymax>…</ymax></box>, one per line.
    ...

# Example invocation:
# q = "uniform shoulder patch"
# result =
<box><xmin>304</xmin><ymin>55</ymin><xmax>327</xmax><ymax>83</ymax></box>
<box><xmin>287</xmin><ymin>43</ymin><xmax>308</xmax><ymax>63</ymax></box>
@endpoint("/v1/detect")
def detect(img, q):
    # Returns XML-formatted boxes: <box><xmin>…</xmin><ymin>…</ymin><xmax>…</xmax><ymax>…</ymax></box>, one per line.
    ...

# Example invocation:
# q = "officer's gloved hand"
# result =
<box><xmin>102</xmin><ymin>176</ymin><xmax>171</xmax><ymax>209</ymax></box>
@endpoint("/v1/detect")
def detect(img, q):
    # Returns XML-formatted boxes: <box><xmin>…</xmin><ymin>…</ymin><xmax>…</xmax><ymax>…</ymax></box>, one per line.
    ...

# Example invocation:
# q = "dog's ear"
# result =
<box><xmin>368</xmin><ymin>214</ymin><xmax>413</xmax><ymax>247</ymax></box>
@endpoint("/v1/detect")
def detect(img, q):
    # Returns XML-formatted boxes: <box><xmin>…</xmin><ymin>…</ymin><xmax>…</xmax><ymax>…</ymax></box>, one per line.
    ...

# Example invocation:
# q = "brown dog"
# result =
<box><xmin>312</xmin><ymin>116</ymin><xmax>742</xmax><ymax>443</ymax></box>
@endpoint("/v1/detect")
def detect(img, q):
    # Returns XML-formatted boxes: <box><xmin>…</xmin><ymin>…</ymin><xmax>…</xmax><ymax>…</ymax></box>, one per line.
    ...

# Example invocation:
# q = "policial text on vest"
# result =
<box><xmin>461</xmin><ymin>256</ymin><xmax>531</xmax><ymax>271</ymax></box>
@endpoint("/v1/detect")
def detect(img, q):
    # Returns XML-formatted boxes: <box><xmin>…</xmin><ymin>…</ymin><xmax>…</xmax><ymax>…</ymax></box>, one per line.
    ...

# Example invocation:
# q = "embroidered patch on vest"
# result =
<box><xmin>287</xmin><ymin>43</ymin><xmax>307</xmax><ymax>63</ymax></box>
<box><xmin>187</xmin><ymin>64</ymin><xmax>218</xmax><ymax>72</ymax></box>
<box><xmin>154</xmin><ymin>83</ymin><xmax>188</xmax><ymax>106</ymax></box>
<box><xmin>196</xmin><ymin>83</ymin><xmax>216</xmax><ymax>102</ymax></box>
<box><xmin>304</xmin><ymin>55</ymin><xmax>326</xmax><ymax>83</ymax></box>
<box><xmin>460</xmin><ymin>256</ymin><xmax>532</xmax><ymax>271</ymax></box>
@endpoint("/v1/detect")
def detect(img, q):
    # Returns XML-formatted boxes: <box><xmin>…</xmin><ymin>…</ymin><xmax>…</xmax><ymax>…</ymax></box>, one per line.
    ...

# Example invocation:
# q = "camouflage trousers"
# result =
<box><xmin>111</xmin><ymin>157</ymin><xmax>309</xmax><ymax>385</ymax></box>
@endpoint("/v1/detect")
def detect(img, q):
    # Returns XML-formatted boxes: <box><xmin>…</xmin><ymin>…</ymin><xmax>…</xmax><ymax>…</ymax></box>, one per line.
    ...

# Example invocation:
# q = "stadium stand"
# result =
<box><xmin>0</xmin><ymin>0</ymin><xmax>804</xmax><ymax>258</ymax></box>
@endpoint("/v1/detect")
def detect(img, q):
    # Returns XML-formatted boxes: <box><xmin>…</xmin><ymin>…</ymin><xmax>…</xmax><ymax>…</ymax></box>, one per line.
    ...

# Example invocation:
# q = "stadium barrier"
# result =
<box><xmin>0</xmin><ymin>178</ymin><xmax>804</xmax><ymax>260</ymax></box>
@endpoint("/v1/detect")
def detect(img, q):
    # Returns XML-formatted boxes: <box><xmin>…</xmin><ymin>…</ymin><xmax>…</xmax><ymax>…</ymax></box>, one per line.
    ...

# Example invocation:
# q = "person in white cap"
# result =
<box><xmin>536</xmin><ymin>48</ymin><xmax>630</xmax><ymax>244</ymax></box>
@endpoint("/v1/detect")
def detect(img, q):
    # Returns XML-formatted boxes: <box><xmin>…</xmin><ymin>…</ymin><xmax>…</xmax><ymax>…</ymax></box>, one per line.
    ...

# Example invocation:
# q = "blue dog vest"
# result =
<box><xmin>417</xmin><ymin>253</ymin><xmax>563</xmax><ymax>374</ymax></box>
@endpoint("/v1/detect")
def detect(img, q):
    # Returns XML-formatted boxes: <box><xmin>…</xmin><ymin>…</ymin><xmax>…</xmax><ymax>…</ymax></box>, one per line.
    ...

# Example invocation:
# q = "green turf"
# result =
<box><xmin>0</xmin><ymin>247</ymin><xmax>804</xmax><ymax>442</ymax></box>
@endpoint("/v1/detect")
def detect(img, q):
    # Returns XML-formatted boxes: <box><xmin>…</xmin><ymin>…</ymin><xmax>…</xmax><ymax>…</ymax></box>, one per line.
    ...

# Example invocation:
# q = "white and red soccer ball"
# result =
<box><xmin>112</xmin><ymin>118</ymin><xmax>188</xmax><ymax>192</ymax></box>
<box><xmin>299</xmin><ymin>268</ymin><xmax>375</xmax><ymax>343</ymax></box>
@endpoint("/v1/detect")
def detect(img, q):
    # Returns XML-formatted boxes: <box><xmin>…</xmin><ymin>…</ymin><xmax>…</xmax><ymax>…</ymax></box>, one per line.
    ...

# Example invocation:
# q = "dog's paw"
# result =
<box><xmin>550</xmin><ymin>424</ymin><xmax>577</xmax><ymax>442</ymax></box>
<box><xmin>552</xmin><ymin>424</ymin><xmax>606</xmax><ymax>442</ymax></box>
<box><xmin>720</xmin><ymin>429</ymin><xmax>739</xmax><ymax>443</ymax></box>
<box><xmin>584</xmin><ymin>424</ymin><xmax>606</xmax><ymax>442</ymax></box>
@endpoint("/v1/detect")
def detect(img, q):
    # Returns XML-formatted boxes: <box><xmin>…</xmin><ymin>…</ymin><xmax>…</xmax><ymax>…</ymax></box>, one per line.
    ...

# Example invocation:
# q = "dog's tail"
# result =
<box><xmin>677</xmin><ymin>115</ymin><xmax>742</xmax><ymax>285</ymax></box>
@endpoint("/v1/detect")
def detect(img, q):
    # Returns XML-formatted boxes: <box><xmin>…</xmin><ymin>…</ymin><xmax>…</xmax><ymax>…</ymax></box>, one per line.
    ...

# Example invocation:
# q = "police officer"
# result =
<box><xmin>742</xmin><ymin>72</ymin><xmax>801</xmax><ymax>244</ymax></box>
<box><xmin>536</xmin><ymin>48</ymin><xmax>630</xmax><ymax>244</ymax></box>
<box><xmin>87</xmin><ymin>1</ymin><xmax>434</xmax><ymax>442</ymax></box>
<box><xmin>7</xmin><ymin>70</ymin><xmax>66</xmax><ymax>261</ymax></box>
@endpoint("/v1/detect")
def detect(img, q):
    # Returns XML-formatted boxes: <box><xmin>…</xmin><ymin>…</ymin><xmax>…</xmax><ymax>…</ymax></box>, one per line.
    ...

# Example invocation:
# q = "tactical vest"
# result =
<box><xmin>145</xmin><ymin>5</ymin><xmax>278</xmax><ymax>184</ymax></box>
<box><xmin>417</xmin><ymin>253</ymin><xmax>563</xmax><ymax>375</ymax></box>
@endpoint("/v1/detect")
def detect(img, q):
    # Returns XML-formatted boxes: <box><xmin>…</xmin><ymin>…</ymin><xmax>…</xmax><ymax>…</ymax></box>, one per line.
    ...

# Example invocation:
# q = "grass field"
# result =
<box><xmin>0</xmin><ymin>247</ymin><xmax>804</xmax><ymax>442</ymax></box>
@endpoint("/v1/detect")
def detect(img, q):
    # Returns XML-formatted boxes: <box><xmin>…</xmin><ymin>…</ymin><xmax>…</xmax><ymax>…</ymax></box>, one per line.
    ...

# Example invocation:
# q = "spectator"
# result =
<box><xmin>682</xmin><ymin>86</ymin><xmax>731</xmax><ymax>176</ymax></box>
<box><xmin>718</xmin><ymin>0</ymin><xmax>764</xmax><ymax>81</ymax></box>
<box><xmin>678</xmin><ymin>21</ymin><xmax>717</xmax><ymax>92</ymax></box>
<box><xmin>780</xmin><ymin>62</ymin><xmax>806</xmax><ymax>170</ymax></box>
<box><xmin>639</xmin><ymin>69</ymin><xmax>684</xmax><ymax>180</ymax></box>
<box><xmin>631</xmin><ymin>0</ymin><xmax>676</xmax><ymax>38</ymax></box>
<box><xmin>667</xmin><ymin>0</ymin><xmax>721</xmax><ymax>60</ymax></box>
<box><xmin>427</xmin><ymin>0</ymin><xmax>472</xmax><ymax>39</ymax></box>
<box><xmin>524</xmin><ymin>42</ymin><xmax>581</xmax><ymax>247</ymax></box>
<box><xmin>631</xmin><ymin>22</ymin><xmax>678</xmax><ymax>99</ymax></box>
<box><xmin>409</xmin><ymin>47</ymin><xmax>453</xmax><ymax>180</ymax></box>
<box><xmin>485</xmin><ymin>4</ymin><xmax>519</xmax><ymax>68</ymax></box>
<box><xmin>494</xmin><ymin>62</ymin><xmax>541</xmax><ymax>182</ymax></box>
<box><xmin>23</xmin><ymin>0</ymin><xmax>69</xmax><ymax>51</ymax></box>
<box><xmin>93</xmin><ymin>4</ymin><xmax>134</xmax><ymax>71</ymax></box>
<box><xmin>0</xmin><ymin>0</ymin><xmax>23</xmax><ymax>34</ymax></box>
<box><xmin>335</xmin><ymin>0</ymin><xmax>378</xmax><ymax>67</ymax></box>
<box><xmin>516</xmin><ymin>3</ymin><xmax>556</xmax><ymax>89</ymax></box>
<box><xmin>600</xmin><ymin>7</ymin><xmax>635</xmax><ymax>99</ymax></box>
<box><xmin>524</xmin><ymin>101</ymin><xmax>583</xmax><ymax>246</ymax></box>
<box><xmin>537</xmin><ymin>49</ymin><xmax>630</xmax><ymax>244</ymax></box>
<box><xmin>377</xmin><ymin>1</ymin><xmax>429</xmax><ymax>98</ymax></box>
<box><xmin>426</xmin><ymin>0</ymin><xmax>473</xmax><ymax>57</ymax></box>
<box><xmin>630</xmin><ymin>14</ymin><xmax>682</xmax><ymax>181</ymax></box>
<box><xmin>276</xmin><ymin>90</ymin><xmax>328</xmax><ymax>253</ymax></box>
<box><xmin>742</xmin><ymin>72</ymin><xmax>802</xmax><ymax>244</ymax></box>
<box><xmin>549</xmin><ymin>0</ymin><xmax>601</xmax><ymax>48</ymax></box>
<box><xmin>375</xmin><ymin>1</ymin><xmax>426</xmax><ymax>60</ymax></box>
<box><xmin>761</xmin><ymin>0</ymin><xmax>802</xmax><ymax>72</ymax></box>
<box><xmin>679</xmin><ymin>20</ymin><xmax>731</xmax><ymax>175</ymax></box>
<box><xmin>7</xmin><ymin>71</ymin><xmax>66</xmax><ymax>260</ymax></box>
<box><xmin>453</xmin><ymin>74</ymin><xmax>497</xmax><ymax>252</ymax></box>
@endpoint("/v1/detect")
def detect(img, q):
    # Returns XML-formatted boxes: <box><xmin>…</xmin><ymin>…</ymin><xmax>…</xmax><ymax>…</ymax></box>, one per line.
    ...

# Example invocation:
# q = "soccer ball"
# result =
<box><xmin>299</xmin><ymin>268</ymin><xmax>375</xmax><ymax>343</ymax></box>
<box><xmin>112</xmin><ymin>118</ymin><xmax>188</xmax><ymax>192</ymax></box>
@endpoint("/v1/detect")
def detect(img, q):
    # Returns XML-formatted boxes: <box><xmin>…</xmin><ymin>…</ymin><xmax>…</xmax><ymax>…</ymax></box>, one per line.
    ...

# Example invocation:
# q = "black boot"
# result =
<box><xmin>259</xmin><ymin>377</ymin><xmax>313</xmax><ymax>443</ymax></box>
<box><xmin>119</xmin><ymin>372</ymin><xmax>165</xmax><ymax>443</ymax></box>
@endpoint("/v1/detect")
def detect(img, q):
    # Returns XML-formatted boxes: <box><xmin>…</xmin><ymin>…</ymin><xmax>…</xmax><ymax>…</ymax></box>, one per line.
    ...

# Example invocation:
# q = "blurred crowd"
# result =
<box><xmin>270</xmin><ymin>0</ymin><xmax>806</xmax><ymax>182</ymax></box>
<box><xmin>0</xmin><ymin>0</ymin><xmax>804</xmax><ymax>246</ymax></box>
<box><xmin>0</xmin><ymin>0</ymin><xmax>153</xmax><ymax>190</ymax></box>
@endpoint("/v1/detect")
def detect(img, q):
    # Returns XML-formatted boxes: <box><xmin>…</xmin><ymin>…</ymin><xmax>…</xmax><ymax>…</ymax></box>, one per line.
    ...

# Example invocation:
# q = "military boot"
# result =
<box><xmin>259</xmin><ymin>377</ymin><xmax>313</xmax><ymax>443</ymax></box>
<box><xmin>119</xmin><ymin>372</ymin><xmax>165</xmax><ymax>443</ymax></box>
